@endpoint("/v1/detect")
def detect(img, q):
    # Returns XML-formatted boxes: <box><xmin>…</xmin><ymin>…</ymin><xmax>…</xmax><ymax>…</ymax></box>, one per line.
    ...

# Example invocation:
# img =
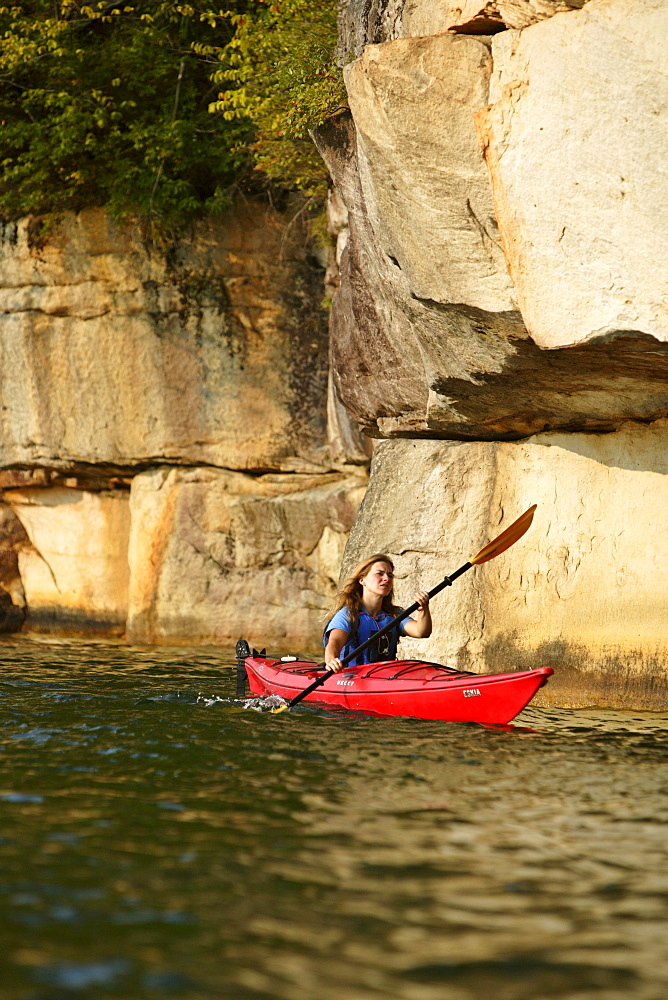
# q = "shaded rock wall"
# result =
<box><xmin>0</xmin><ymin>204</ymin><xmax>368</xmax><ymax>645</ymax></box>
<box><xmin>0</xmin><ymin>503</ymin><xmax>28</xmax><ymax>632</ymax></box>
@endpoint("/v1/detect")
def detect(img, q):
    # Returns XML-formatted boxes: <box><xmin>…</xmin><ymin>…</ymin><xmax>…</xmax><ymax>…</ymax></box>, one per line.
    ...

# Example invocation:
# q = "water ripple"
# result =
<box><xmin>0</xmin><ymin>637</ymin><xmax>666</xmax><ymax>1000</ymax></box>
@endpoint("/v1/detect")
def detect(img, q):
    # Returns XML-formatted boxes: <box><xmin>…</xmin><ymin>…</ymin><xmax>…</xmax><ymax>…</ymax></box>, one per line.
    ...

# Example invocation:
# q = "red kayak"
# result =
<box><xmin>244</xmin><ymin>654</ymin><xmax>553</xmax><ymax>725</ymax></box>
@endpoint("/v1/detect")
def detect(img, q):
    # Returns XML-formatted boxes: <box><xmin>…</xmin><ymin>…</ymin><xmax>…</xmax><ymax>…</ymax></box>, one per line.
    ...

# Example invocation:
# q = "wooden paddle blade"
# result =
<box><xmin>470</xmin><ymin>504</ymin><xmax>537</xmax><ymax>565</ymax></box>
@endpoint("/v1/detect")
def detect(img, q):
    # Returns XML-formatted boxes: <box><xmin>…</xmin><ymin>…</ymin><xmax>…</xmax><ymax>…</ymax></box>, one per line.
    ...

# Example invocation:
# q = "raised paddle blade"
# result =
<box><xmin>470</xmin><ymin>504</ymin><xmax>536</xmax><ymax>565</ymax></box>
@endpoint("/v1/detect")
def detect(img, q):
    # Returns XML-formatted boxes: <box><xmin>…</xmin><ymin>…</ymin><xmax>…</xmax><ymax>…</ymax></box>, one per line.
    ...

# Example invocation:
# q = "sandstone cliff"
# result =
<box><xmin>0</xmin><ymin>205</ymin><xmax>368</xmax><ymax>645</ymax></box>
<box><xmin>325</xmin><ymin>0</ymin><xmax>668</xmax><ymax>708</ymax></box>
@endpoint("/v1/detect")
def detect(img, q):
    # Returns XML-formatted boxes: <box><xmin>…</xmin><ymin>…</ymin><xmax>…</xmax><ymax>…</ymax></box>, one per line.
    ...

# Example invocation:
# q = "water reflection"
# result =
<box><xmin>0</xmin><ymin>636</ymin><xmax>666</xmax><ymax>1000</ymax></box>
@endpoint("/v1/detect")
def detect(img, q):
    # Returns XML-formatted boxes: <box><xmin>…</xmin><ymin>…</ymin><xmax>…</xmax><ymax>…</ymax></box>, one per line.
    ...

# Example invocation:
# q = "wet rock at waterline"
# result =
<box><xmin>341</xmin><ymin>424</ymin><xmax>668</xmax><ymax>710</ymax></box>
<box><xmin>0</xmin><ymin>205</ymin><xmax>329</xmax><ymax>473</ymax></box>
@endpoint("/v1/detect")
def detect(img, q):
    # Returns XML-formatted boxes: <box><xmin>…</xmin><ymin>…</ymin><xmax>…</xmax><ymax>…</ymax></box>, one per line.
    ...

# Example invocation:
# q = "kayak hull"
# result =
<box><xmin>244</xmin><ymin>656</ymin><xmax>553</xmax><ymax>725</ymax></box>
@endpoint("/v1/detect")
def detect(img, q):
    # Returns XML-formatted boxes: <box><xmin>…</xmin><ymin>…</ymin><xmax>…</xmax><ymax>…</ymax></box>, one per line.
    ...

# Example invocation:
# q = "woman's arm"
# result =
<box><xmin>402</xmin><ymin>591</ymin><xmax>432</xmax><ymax>639</ymax></box>
<box><xmin>324</xmin><ymin>628</ymin><xmax>349</xmax><ymax>672</ymax></box>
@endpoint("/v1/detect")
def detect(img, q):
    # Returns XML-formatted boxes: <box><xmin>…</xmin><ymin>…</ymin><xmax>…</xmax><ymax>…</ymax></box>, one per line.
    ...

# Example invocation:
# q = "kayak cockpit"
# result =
<box><xmin>258</xmin><ymin>657</ymin><xmax>477</xmax><ymax>683</ymax></box>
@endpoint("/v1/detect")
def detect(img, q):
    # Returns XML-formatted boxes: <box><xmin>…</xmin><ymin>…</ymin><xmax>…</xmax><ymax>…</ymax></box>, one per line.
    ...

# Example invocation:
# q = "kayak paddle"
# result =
<box><xmin>270</xmin><ymin>504</ymin><xmax>537</xmax><ymax>713</ymax></box>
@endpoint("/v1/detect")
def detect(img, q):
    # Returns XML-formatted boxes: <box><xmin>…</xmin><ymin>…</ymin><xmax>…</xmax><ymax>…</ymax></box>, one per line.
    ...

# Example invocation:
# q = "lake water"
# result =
<box><xmin>0</xmin><ymin>637</ymin><xmax>666</xmax><ymax>1000</ymax></box>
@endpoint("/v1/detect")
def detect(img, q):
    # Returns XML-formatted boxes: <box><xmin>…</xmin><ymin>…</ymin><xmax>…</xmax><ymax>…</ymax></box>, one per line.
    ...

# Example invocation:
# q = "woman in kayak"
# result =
<box><xmin>323</xmin><ymin>553</ymin><xmax>431</xmax><ymax>672</ymax></box>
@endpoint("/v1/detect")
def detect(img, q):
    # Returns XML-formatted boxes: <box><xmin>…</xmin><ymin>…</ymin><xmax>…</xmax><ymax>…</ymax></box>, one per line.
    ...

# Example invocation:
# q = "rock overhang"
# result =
<box><xmin>318</xmin><ymin>1</ymin><xmax>668</xmax><ymax>440</ymax></box>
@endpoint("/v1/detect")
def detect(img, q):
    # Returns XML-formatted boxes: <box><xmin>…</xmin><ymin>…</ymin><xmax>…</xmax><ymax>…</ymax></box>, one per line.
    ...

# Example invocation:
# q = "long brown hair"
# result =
<box><xmin>324</xmin><ymin>553</ymin><xmax>402</xmax><ymax>632</ymax></box>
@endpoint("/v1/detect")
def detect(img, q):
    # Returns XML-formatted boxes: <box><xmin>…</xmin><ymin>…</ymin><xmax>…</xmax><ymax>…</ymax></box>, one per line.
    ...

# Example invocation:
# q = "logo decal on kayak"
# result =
<box><xmin>463</xmin><ymin>688</ymin><xmax>481</xmax><ymax>698</ymax></box>
<box><xmin>336</xmin><ymin>678</ymin><xmax>355</xmax><ymax>686</ymax></box>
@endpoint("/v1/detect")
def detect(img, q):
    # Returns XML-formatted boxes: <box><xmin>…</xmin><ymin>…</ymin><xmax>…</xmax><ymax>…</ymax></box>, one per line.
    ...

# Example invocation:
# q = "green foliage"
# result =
<box><xmin>209</xmin><ymin>0</ymin><xmax>345</xmax><ymax>198</ymax></box>
<box><xmin>0</xmin><ymin>1</ymin><xmax>344</xmax><ymax>231</ymax></box>
<box><xmin>0</xmin><ymin>2</ymin><xmax>246</xmax><ymax>232</ymax></box>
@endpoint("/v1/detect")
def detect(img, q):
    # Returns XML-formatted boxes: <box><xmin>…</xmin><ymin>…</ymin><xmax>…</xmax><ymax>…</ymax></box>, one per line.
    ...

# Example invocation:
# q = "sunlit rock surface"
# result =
<box><xmin>318</xmin><ymin>0</ymin><xmax>668</xmax><ymax>441</ymax></box>
<box><xmin>3</xmin><ymin>486</ymin><xmax>130</xmax><ymax>635</ymax></box>
<box><xmin>345</xmin><ymin>36</ymin><xmax>515</xmax><ymax>312</ymax></box>
<box><xmin>342</xmin><ymin>425</ymin><xmax>668</xmax><ymax>709</ymax></box>
<box><xmin>0</xmin><ymin>205</ymin><xmax>329</xmax><ymax>473</ymax></box>
<box><xmin>0</xmin><ymin>467</ymin><xmax>367</xmax><ymax>644</ymax></box>
<box><xmin>477</xmin><ymin>0</ymin><xmax>668</xmax><ymax>348</ymax></box>
<box><xmin>126</xmin><ymin>466</ymin><xmax>366</xmax><ymax>648</ymax></box>
<box><xmin>437</xmin><ymin>1</ymin><xmax>589</xmax><ymax>32</ymax></box>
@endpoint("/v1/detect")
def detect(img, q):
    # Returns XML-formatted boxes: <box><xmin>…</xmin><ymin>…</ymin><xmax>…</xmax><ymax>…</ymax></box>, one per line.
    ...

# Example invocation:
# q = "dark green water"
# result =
<box><xmin>0</xmin><ymin>638</ymin><xmax>666</xmax><ymax>1000</ymax></box>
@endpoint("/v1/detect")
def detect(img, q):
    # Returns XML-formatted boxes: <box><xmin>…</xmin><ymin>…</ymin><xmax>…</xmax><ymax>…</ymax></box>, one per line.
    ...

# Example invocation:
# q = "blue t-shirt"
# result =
<box><xmin>323</xmin><ymin>607</ymin><xmax>413</xmax><ymax>667</ymax></box>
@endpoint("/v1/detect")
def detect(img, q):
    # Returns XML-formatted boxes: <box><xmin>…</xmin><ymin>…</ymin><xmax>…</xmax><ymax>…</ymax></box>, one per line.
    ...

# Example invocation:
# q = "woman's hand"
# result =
<box><xmin>414</xmin><ymin>591</ymin><xmax>430</xmax><ymax>615</ymax></box>
<box><xmin>324</xmin><ymin>628</ymin><xmax>348</xmax><ymax>673</ymax></box>
<box><xmin>403</xmin><ymin>591</ymin><xmax>432</xmax><ymax>639</ymax></box>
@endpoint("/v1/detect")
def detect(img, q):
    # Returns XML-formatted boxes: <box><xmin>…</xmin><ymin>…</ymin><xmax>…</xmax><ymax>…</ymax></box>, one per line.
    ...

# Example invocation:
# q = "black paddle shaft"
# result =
<box><xmin>285</xmin><ymin>561</ymin><xmax>473</xmax><ymax>709</ymax></box>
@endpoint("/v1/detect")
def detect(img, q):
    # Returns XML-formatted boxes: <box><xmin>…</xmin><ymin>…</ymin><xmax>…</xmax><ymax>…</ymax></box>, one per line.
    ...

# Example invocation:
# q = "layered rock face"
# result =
<box><xmin>0</xmin><ymin>206</ymin><xmax>367</xmax><ymax>643</ymax></box>
<box><xmin>325</xmin><ymin>0</ymin><xmax>668</xmax><ymax>707</ymax></box>
<box><xmin>321</xmin><ymin>0</ymin><xmax>668</xmax><ymax>442</ymax></box>
<box><xmin>0</xmin><ymin>207</ymin><xmax>330</xmax><ymax>473</ymax></box>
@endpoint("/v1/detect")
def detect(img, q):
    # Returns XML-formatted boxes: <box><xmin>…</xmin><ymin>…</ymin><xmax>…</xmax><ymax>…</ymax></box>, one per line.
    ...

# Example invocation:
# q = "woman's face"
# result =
<box><xmin>359</xmin><ymin>561</ymin><xmax>394</xmax><ymax>599</ymax></box>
